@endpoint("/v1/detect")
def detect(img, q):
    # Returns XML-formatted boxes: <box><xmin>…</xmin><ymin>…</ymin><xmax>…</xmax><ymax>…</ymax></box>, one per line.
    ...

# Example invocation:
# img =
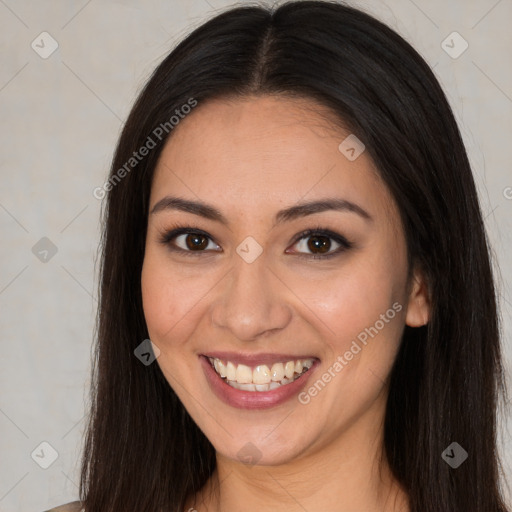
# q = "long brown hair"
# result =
<box><xmin>79</xmin><ymin>2</ymin><xmax>510</xmax><ymax>511</ymax></box>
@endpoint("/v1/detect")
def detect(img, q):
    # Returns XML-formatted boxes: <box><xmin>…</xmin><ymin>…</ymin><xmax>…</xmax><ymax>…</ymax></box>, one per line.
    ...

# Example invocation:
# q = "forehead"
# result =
<box><xmin>150</xmin><ymin>95</ymin><xmax>393</xmax><ymax>220</ymax></box>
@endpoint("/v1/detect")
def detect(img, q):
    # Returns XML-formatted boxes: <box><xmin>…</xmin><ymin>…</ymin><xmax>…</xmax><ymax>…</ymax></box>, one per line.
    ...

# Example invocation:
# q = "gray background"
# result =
<box><xmin>0</xmin><ymin>0</ymin><xmax>511</xmax><ymax>510</ymax></box>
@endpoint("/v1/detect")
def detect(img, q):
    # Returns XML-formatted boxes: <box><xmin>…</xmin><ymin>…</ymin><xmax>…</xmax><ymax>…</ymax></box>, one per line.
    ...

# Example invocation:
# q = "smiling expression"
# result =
<box><xmin>140</xmin><ymin>94</ymin><xmax>429</xmax><ymax>465</ymax></box>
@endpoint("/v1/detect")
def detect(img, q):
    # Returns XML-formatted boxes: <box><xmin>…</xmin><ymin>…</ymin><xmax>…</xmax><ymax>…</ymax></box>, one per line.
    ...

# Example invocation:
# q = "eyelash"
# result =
<box><xmin>158</xmin><ymin>223</ymin><xmax>354</xmax><ymax>260</ymax></box>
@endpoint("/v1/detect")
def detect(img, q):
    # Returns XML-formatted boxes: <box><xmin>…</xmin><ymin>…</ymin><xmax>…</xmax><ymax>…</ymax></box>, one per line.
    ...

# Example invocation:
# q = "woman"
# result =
<box><xmin>47</xmin><ymin>1</ymin><xmax>510</xmax><ymax>511</ymax></box>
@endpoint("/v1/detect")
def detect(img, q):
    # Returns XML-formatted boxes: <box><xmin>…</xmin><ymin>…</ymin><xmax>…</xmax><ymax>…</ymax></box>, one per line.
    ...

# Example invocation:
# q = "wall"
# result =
<box><xmin>0</xmin><ymin>0</ymin><xmax>510</xmax><ymax>510</ymax></box>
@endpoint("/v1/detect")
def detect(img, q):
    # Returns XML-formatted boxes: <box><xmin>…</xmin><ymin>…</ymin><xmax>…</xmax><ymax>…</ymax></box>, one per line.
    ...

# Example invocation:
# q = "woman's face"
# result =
<box><xmin>141</xmin><ymin>95</ymin><xmax>429</xmax><ymax>466</ymax></box>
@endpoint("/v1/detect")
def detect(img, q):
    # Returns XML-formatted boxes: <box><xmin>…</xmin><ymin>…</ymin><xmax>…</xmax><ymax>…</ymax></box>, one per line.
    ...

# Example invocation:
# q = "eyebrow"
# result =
<box><xmin>150</xmin><ymin>195</ymin><xmax>373</xmax><ymax>226</ymax></box>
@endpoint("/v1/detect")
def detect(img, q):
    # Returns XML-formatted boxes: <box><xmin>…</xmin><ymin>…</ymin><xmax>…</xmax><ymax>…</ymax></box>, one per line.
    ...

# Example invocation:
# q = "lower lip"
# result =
<box><xmin>200</xmin><ymin>355</ymin><xmax>318</xmax><ymax>410</ymax></box>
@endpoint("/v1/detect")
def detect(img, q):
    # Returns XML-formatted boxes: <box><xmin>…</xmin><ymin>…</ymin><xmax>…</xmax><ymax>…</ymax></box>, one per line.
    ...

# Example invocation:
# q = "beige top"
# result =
<box><xmin>44</xmin><ymin>501</ymin><xmax>84</xmax><ymax>512</ymax></box>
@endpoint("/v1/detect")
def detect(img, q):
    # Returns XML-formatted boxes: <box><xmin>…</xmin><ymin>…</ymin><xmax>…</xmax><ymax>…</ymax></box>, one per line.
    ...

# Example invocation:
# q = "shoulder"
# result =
<box><xmin>43</xmin><ymin>500</ymin><xmax>84</xmax><ymax>512</ymax></box>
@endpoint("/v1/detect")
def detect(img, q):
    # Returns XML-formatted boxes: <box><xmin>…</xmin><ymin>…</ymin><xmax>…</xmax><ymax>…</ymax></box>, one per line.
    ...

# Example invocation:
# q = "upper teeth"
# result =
<box><xmin>209</xmin><ymin>357</ymin><xmax>314</xmax><ymax>385</ymax></box>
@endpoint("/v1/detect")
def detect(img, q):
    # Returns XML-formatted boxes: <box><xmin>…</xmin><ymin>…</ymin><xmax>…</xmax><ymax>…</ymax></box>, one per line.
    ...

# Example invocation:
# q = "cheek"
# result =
<box><xmin>140</xmin><ymin>253</ymin><xmax>208</xmax><ymax>394</ymax></box>
<box><xmin>293</xmin><ymin>262</ymin><xmax>400</xmax><ymax>338</ymax></box>
<box><xmin>286</xmin><ymin>245</ymin><xmax>407</xmax><ymax>381</ymax></box>
<box><xmin>141</xmin><ymin>252</ymin><xmax>204</xmax><ymax>346</ymax></box>
<box><xmin>290</xmin><ymin>265</ymin><xmax>405</xmax><ymax>427</ymax></box>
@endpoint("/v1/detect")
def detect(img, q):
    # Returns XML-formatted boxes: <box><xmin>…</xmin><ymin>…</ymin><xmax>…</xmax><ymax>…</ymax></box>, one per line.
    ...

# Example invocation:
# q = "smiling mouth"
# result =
<box><xmin>207</xmin><ymin>356</ymin><xmax>315</xmax><ymax>392</ymax></box>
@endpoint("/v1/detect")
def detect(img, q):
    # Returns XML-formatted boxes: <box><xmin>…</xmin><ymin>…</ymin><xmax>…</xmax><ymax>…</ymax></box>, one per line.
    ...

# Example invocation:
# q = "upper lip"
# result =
<box><xmin>201</xmin><ymin>351</ymin><xmax>319</xmax><ymax>367</ymax></box>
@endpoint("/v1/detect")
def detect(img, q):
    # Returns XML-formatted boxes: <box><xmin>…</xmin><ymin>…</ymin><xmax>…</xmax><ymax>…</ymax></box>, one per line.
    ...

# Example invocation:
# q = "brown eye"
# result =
<box><xmin>183</xmin><ymin>233</ymin><xmax>209</xmax><ymax>251</ymax></box>
<box><xmin>159</xmin><ymin>227</ymin><xmax>222</xmax><ymax>256</ymax></box>
<box><xmin>287</xmin><ymin>228</ymin><xmax>353</xmax><ymax>260</ymax></box>
<box><xmin>292</xmin><ymin>233</ymin><xmax>342</xmax><ymax>256</ymax></box>
<box><xmin>306</xmin><ymin>235</ymin><xmax>332</xmax><ymax>254</ymax></box>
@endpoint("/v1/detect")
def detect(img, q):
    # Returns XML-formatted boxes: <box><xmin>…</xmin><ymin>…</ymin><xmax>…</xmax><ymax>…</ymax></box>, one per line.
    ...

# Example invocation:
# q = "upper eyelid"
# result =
<box><xmin>163</xmin><ymin>227</ymin><xmax>351</xmax><ymax>254</ymax></box>
<box><xmin>165</xmin><ymin>227</ymin><xmax>342</xmax><ymax>243</ymax></box>
<box><xmin>168</xmin><ymin>231</ymin><xmax>221</xmax><ymax>251</ymax></box>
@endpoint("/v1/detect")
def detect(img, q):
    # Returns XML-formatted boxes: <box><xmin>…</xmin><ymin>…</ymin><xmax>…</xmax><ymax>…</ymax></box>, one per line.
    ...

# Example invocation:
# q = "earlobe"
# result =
<box><xmin>405</xmin><ymin>267</ymin><xmax>430</xmax><ymax>327</ymax></box>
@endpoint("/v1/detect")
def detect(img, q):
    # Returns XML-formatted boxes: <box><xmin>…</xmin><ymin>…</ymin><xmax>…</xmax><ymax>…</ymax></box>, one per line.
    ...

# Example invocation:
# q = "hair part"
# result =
<box><xmin>79</xmin><ymin>2</ymin><xmax>510</xmax><ymax>511</ymax></box>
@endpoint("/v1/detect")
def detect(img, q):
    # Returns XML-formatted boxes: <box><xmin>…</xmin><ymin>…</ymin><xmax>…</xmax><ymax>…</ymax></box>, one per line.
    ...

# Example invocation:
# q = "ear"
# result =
<box><xmin>405</xmin><ymin>265</ymin><xmax>430</xmax><ymax>327</ymax></box>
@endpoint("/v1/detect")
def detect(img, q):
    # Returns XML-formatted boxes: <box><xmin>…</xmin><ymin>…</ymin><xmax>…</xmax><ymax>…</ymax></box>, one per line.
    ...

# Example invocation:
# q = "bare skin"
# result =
<box><xmin>141</xmin><ymin>94</ymin><xmax>430</xmax><ymax>512</ymax></box>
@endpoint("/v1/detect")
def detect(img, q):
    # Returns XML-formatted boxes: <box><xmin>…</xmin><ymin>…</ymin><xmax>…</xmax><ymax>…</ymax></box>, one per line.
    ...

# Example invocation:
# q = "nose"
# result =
<box><xmin>210</xmin><ymin>253</ymin><xmax>293</xmax><ymax>341</ymax></box>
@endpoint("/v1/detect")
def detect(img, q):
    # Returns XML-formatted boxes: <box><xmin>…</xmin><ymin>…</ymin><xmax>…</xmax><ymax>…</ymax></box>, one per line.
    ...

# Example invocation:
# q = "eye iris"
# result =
<box><xmin>185</xmin><ymin>234</ymin><xmax>208</xmax><ymax>250</ymax></box>
<box><xmin>308</xmin><ymin>235</ymin><xmax>330</xmax><ymax>254</ymax></box>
